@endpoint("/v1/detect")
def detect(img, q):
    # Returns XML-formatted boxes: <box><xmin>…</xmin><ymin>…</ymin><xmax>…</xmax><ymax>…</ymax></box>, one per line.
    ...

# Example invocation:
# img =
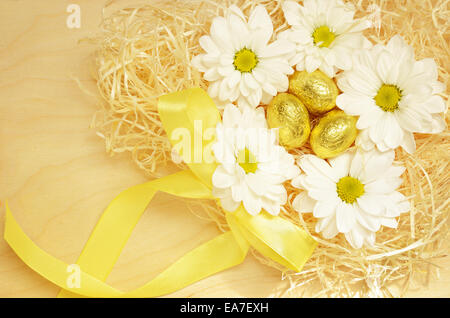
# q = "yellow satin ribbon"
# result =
<box><xmin>3</xmin><ymin>88</ymin><xmax>317</xmax><ymax>298</ymax></box>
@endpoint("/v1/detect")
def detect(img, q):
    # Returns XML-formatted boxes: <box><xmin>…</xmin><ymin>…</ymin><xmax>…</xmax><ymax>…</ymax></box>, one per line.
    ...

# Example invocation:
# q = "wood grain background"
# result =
<box><xmin>0</xmin><ymin>0</ymin><xmax>448</xmax><ymax>297</ymax></box>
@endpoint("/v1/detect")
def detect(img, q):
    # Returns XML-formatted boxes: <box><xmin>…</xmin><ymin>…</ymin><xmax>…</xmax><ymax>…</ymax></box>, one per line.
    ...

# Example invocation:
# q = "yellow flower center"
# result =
<box><xmin>237</xmin><ymin>148</ymin><xmax>258</xmax><ymax>174</ymax></box>
<box><xmin>234</xmin><ymin>48</ymin><xmax>258</xmax><ymax>73</ymax></box>
<box><xmin>312</xmin><ymin>26</ymin><xmax>336</xmax><ymax>48</ymax></box>
<box><xmin>336</xmin><ymin>176</ymin><xmax>365</xmax><ymax>204</ymax></box>
<box><xmin>374</xmin><ymin>84</ymin><xmax>402</xmax><ymax>112</ymax></box>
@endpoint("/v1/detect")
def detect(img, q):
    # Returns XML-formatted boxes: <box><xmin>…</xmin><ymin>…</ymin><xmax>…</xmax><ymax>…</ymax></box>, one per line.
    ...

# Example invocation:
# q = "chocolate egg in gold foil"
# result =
<box><xmin>310</xmin><ymin>110</ymin><xmax>357</xmax><ymax>159</ymax></box>
<box><xmin>267</xmin><ymin>93</ymin><xmax>310</xmax><ymax>149</ymax></box>
<box><xmin>289</xmin><ymin>70</ymin><xmax>339</xmax><ymax>115</ymax></box>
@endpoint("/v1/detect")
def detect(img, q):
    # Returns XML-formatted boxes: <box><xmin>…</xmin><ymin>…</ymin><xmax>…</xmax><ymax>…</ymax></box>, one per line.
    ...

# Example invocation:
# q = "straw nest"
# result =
<box><xmin>90</xmin><ymin>0</ymin><xmax>449</xmax><ymax>297</ymax></box>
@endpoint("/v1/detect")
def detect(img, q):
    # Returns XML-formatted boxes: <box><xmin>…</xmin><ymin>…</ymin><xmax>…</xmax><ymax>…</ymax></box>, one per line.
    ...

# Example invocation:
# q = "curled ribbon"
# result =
<box><xmin>4</xmin><ymin>88</ymin><xmax>317</xmax><ymax>298</ymax></box>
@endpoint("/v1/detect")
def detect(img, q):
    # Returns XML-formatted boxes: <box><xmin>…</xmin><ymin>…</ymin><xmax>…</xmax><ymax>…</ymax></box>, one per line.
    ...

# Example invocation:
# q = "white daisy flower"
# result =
<box><xmin>280</xmin><ymin>0</ymin><xmax>371</xmax><ymax>77</ymax></box>
<box><xmin>336</xmin><ymin>35</ymin><xmax>447</xmax><ymax>153</ymax></box>
<box><xmin>212</xmin><ymin>104</ymin><xmax>300</xmax><ymax>216</ymax></box>
<box><xmin>292</xmin><ymin>149</ymin><xmax>410</xmax><ymax>248</ymax></box>
<box><xmin>192</xmin><ymin>5</ymin><xmax>295</xmax><ymax>109</ymax></box>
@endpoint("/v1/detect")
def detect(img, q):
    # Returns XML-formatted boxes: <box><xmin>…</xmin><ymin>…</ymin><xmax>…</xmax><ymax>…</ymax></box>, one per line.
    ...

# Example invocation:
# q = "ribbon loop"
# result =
<box><xmin>158</xmin><ymin>88</ymin><xmax>220</xmax><ymax>188</ymax></box>
<box><xmin>5</xmin><ymin>169</ymin><xmax>248</xmax><ymax>298</ymax></box>
<box><xmin>230</xmin><ymin>208</ymin><xmax>317</xmax><ymax>272</ymax></box>
<box><xmin>57</xmin><ymin>170</ymin><xmax>214</xmax><ymax>297</ymax></box>
<box><xmin>5</xmin><ymin>202</ymin><xmax>246</xmax><ymax>298</ymax></box>
<box><xmin>3</xmin><ymin>88</ymin><xmax>317</xmax><ymax>298</ymax></box>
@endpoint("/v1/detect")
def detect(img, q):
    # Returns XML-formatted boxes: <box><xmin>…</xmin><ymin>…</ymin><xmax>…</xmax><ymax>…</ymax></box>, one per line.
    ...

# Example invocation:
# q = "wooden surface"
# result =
<box><xmin>0</xmin><ymin>0</ymin><xmax>448</xmax><ymax>298</ymax></box>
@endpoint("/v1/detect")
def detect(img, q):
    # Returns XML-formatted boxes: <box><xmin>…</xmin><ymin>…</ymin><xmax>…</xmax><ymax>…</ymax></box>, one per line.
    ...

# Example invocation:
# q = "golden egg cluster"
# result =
<box><xmin>266</xmin><ymin>70</ymin><xmax>357</xmax><ymax>158</ymax></box>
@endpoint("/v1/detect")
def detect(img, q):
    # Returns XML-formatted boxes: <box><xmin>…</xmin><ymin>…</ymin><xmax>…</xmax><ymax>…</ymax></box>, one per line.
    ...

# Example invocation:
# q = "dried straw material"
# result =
<box><xmin>91</xmin><ymin>0</ymin><xmax>449</xmax><ymax>297</ymax></box>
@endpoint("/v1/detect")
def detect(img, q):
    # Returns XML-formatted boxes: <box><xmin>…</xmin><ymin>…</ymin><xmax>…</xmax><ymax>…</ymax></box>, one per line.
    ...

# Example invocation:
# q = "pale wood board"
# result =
<box><xmin>0</xmin><ymin>0</ymin><xmax>448</xmax><ymax>298</ymax></box>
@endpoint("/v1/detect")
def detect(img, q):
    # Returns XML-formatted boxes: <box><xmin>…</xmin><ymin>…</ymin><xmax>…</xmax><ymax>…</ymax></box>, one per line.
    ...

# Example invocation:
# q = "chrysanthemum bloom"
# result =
<box><xmin>192</xmin><ymin>5</ymin><xmax>295</xmax><ymax>109</ymax></box>
<box><xmin>336</xmin><ymin>35</ymin><xmax>446</xmax><ymax>153</ymax></box>
<box><xmin>212</xmin><ymin>104</ymin><xmax>299</xmax><ymax>215</ymax></box>
<box><xmin>292</xmin><ymin>149</ymin><xmax>410</xmax><ymax>248</ymax></box>
<box><xmin>280</xmin><ymin>0</ymin><xmax>371</xmax><ymax>77</ymax></box>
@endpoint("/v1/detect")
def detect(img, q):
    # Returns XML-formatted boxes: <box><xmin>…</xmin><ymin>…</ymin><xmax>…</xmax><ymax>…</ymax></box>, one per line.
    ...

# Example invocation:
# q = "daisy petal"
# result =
<box><xmin>313</xmin><ymin>199</ymin><xmax>338</xmax><ymax>218</ymax></box>
<box><xmin>381</xmin><ymin>217</ymin><xmax>398</xmax><ymax>229</ymax></box>
<box><xmin>220</xmin><ymin>195</ymin><xmax>240</xmax><ymax>212</ymax></box>
<box><xmin>336</xmin><ymin>202</ymin><xmax>356</xmax><ymax>233</ymax></box>
<box><xmin>400</xmin><ymin>131</ymin><xmax>416</xmax><ymax>154</ymax></box>
<box><xmin>292</xmin><ymin>192</ymin><xmax>316</xmax><ymax>213</ymax></box>
<box><xmin>356</xmin><ymin>207</ymin><xmax>381</xmax><ymax>232</ymax></box>
<box><xmin>212</xmin><ymin>165</ymin><xmax>237</xmax><ymax>188</ymax></box>
<box><xmin>357</xmin><ymin>194</ymin><xmax>385</xmax><ymax>216</ymax></box>
<box><xmin>328</xmin><ymin>150</ymin><xmax>353</xmax><ymax>178</ymax></box>
<box><xmin>345</xmin><ymin>229</ymin><xmax>364</xmax><ymax>249</ymax></box>
<box><xmin>282</xmin><ymin>1</ymin><xmax>303</xmax><ymax>26</ymax></box>
<box><xmin>321</xmin><ymin>216</ymin><xmax>339</xmax><ymax>239</ymax></box>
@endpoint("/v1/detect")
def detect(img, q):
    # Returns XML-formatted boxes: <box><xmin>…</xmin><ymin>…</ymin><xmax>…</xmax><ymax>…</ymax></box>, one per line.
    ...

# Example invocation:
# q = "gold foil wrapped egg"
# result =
<box><xmin>310</xmin><ymin>110</ymin><xmax>357</xmax><ymax>159</ymax></box>
<box><xmin>267</xmin><ymin>93</ymin><xmax>310</xmax><ymax>149</ymax></box>
<box><xmin>289</xmin><ymin>70</ymin><xmax>339</xmax><ymax>115</ymax></box>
